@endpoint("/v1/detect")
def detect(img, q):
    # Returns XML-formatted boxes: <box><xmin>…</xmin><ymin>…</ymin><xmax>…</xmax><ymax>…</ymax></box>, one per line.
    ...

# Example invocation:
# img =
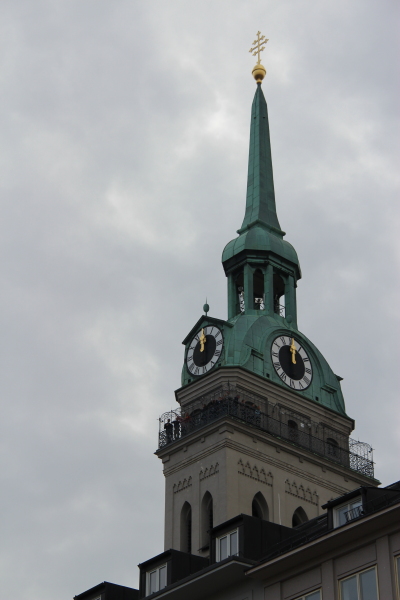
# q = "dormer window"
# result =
<box><xmin>334</xmin><ymin>497</ymin><xmax>363</xmax><ymax>527</ymax></box>
<box><xmin>146</xmin><ymin>564</ymin><xmax>167</xmax><ymax>595</ymax></box>
<box><xmin>216</xmin><ymin>529</ymin><xmax>238</xmax><ymax>561</ymax></box>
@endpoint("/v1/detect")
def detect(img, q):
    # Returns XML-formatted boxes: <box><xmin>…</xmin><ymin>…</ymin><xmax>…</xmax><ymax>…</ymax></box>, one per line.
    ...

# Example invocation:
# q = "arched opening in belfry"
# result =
<box><xmin>273</xmin><ymin>273</ymin><xmax>285</xmax><ymax>316</ymax></box>
<box><xmin>253</xmin><ymin>269</ymin><xmax>265</xmax><ymax>309</ymax></box>
<box><xmin>251</xmin><ymin>492</ymin><xmax>269</xmax><ymax>521</ymax></box>
<box><xmin>288</xmin><ymin>420</ymin><xmax>298</xmax><ymax>442</ymax></box>
<box><xmin>200</xmin><ymin>491</ymin><xmax>213</xmax><ymax>548</ymax></box>
<box><xmin>235</xmin><ymin>270</ymin><xmax>245</xmax><ymax>314</ymax></box>
<box><xmin>292</xmin><ymin>506</ymin><xmax>308</xmax><ymax>527</ymax></box>
<box><xmin>327</xmin><ymin>438</ymin><xmax>339</xmax><ymax>458</ymax></box>
<box><xmin>180</xmin><ymin>502</ymin><xmax>192</xmax><ymax>553</ymax></box>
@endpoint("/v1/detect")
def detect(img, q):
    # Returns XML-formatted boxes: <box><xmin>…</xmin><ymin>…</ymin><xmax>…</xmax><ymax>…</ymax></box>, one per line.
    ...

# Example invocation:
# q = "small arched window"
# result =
<box><xmin>327</xmin><ymin>438</ymin><xmax>339</xmax><ymax>458</ymax></box>
<box><xmin>235</xmin><ymin>271</ymin><xmax>245</xmax><ymax>314</ymax></box>
<box><xmin>200</xmin><ymin>492</ymin><xmax>213</xmax><ymax>548</ymax></box>
<box><xmin>292</xmin><ymin>506</ymin><xmax>308</xmax><ymax>527</ymax></box>
<box><xmin>180</xmin><ymin>502</ymin><xmax>192</xmax><ymax>553</ymax></box>
<box><xmin>273</xmin><ymin>273</ymin><xmax>285</xmax><ymax>316</ymax></box>
<box><xmin>253</xmin><ymin>269</ymin><xmax>265</xmax><ymax>309</ymax></box>
<box><xmin>251</xmin><ymin>492</ymin><xmax>269</xmax><ymax>521</ymax></box>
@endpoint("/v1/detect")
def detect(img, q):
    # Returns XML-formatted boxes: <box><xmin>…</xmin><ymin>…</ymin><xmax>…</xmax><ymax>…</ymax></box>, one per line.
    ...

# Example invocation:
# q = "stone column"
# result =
<box><xmin>264</xmin><ymin>263</ymin><xmax>274</xmax><ymax>315</ymax></box>
<box><xmin>227</xmin><ymin>274</ymin><xmax>236</xmax><ymax>320</ymax></box>
<box><xmin>285</xmin><ymin>274</ymin><xmax>297</xmax><ymax>327</ymax></box>
<box><xmin>244</xmin><ymin>264</ymin><xmax>253</xmax><ymax>312</ymax></box>
<box><xmin>376</xmin><ymin>535</ymin><xmax>394</xmax><ymax>600</ymax></box>
<box><xmin>321</xmin><ymin>559</ymin><xmax>335</xmax><ymax>600</ymax></box>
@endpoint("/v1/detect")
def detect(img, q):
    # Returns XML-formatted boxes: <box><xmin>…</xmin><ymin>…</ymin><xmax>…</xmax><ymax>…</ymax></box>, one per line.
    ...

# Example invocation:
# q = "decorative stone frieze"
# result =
<box><xmin>285</xmin><ymin>479</ymin><xmax>318</xmax><ymax>505</ymax></box>
<box><xmin>237</xmin><ymin>459</ymin><xmax>273</xmax><ymax>486</ymax></box>
<box><xmin>199</xmin><ymin>463</ymin><xmax>219</xmax><ymax>481</ymax></box>
<box><xmin>173</xmin><ymin>476</ymin><xmax>192</xmax><ymax>494</ymax></box>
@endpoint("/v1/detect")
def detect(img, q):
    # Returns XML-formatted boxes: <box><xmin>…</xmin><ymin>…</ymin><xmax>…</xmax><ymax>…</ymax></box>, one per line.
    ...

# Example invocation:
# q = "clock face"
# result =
<box><xmin>271</xmin><ymin>335</ymin><xmax>313</xmax><ymax>390</ymax></box>
<box><xmin>186</xmin><ymin>326</ymin><xmax>223</xmax><ymax>376</ymax></box>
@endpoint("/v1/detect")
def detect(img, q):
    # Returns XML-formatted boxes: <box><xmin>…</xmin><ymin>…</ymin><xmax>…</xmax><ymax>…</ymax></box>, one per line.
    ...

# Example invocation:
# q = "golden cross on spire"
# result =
<box><xmin>249</xmin><ymin>31</ymin><xmax>268</xmax><ymax>64</ymax></box>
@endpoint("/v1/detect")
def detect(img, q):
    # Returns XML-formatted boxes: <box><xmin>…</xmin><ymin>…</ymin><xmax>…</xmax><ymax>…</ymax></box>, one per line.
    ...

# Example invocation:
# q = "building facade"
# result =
<box><xmin>74</xmin><ymin>48</ymin><xmax>400</xmax><ymax>600</ymax></box>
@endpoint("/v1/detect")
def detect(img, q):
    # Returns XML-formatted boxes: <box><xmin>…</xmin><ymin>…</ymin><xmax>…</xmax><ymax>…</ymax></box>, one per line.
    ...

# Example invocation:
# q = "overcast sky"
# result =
<box><xmin>0</xmin><ymin>1</ymin><xmax>399</xmax><ymax>598</ymax></box>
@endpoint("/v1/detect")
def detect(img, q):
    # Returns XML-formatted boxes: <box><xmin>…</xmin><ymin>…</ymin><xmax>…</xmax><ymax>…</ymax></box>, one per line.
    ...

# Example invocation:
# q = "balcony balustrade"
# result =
<box><xmin>158</xmin><ymin>384</ymin><xmax>374</xmax><ymax>479</ymax></box>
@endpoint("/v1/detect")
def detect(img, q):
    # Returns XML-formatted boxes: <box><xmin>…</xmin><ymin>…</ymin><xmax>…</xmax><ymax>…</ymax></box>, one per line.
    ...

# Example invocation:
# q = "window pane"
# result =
<box><xmin>337</xmin><ymin>506</ymin><xmax>349</xmax><ymax>527</ymax></box>
<box><xmin>149</xmin><ymin>571</ymin><xmax>157</xmax><ymax>594</ymax></box>
<box><xmin>341</xmin><ymin>575</ymin><xmax>358</xmax><ymax>600</ymax></box>
<box><xmin>350</xmin><ymin>499</ymin><xmax>362</xmax><ymax>510</ymax></box>
<box><xmin>306</xmin><ymin>592</ymin><xmax>321</xmax><ymax>600</ymax></box>
<box><xmin>220</xmin><ymin>536</ymin><xmax>228</xmax><ymax>560</ymax></box>
<box><xmin>359</xmin><ymin>568</ymin><xmax>378</xmax><ymax>600</ymax></box>
<box><xmin>159</xmin><ymin>565</ymin><xmax>167</xmax><ymax>590</ymax></box>
<box><xmin>230</xmin><ymin>531</ymin><xmax>238</xmax><ymax>556</ymax></box>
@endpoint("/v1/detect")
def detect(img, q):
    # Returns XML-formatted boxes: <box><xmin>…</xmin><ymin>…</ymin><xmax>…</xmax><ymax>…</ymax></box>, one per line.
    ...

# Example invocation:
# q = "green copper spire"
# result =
<box><xmin>181</xmin><ymin>50</ymin><xmax>350</xmax><ymax>419</ymax></box>
<box><xmin>238</xmin><ymin>84</ymin><xmax>283</xmax><ymax>237</ymax></box>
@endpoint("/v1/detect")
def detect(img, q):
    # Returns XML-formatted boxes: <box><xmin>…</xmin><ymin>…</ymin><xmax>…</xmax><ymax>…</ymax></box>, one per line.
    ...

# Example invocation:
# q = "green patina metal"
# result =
<box><xmin>222</xmin><ymin>84</ymin><xmax>301</xmax><ymax>328</ymax></box>
<box><xmin>222</xmin><ymin>225</ymin><xmax>299</xmax><ymax>267</ymax></box>
<box><xmin>181</xmin><ymin>83</ymin><xmax>348</xmax><ymax>418</ymax></box>
<box><xmin>239</xmin><ymin>83</ymin><xmax>283</xmax><ymax>237</ymax></box>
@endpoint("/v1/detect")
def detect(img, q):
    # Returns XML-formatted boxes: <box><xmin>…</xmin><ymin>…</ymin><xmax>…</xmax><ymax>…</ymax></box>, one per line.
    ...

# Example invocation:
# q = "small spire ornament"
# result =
<box><xmin>249</xmin><ymin>31</ymin><xmax>268</xmax><ymax>83</ymax></box>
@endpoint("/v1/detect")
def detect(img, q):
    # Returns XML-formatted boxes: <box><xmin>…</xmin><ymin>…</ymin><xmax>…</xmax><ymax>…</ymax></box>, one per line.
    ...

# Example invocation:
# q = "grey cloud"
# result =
<box><xmin>0</xmin><ymin>0</ymin><xmax>398</xmax><ymax>598</ymax></box>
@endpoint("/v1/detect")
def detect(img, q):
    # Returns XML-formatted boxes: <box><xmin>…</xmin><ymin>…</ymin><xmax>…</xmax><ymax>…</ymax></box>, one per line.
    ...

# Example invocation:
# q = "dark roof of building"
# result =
<box><xmin>73</xmin><ymin>581</ymin><xmax>138</xmax><ymax>600</ymax></box>
<box><xmin>260</xmin><ymin>480</ymin><xmax>400</xmax><ymax>562</ymax></box>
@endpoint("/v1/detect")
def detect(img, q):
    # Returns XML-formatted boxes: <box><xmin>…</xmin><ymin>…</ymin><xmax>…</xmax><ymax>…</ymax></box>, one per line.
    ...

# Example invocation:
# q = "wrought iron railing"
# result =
<box><xmin>345</xmin><ymin>505</ymin><xmax>363</xmax><ymax>523</ymax></box>
<box><xmin>274</xmin><ymin>302</ymin><xmax>285</xmax><ymax>317</ymax></box>
<box><xmin>158</xmin><ymin>385</ymin><xmax>374</xmax><ymax>478</ymax></box>
<box><xmin>238</xmin><ymin>289</ymin><xmax>245</xmax><ymax>313</ymax></box>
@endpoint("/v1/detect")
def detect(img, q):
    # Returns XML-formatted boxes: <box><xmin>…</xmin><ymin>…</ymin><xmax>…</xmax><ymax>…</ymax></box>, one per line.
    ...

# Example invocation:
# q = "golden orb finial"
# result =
<box><xmin>252</xmin><ymin>63</ymin><xmax>266</xmax><ymax>84</ymax></box>
<box><xmin>249</xmin><ymin>31</ymin><xmax>268</xmax><ymax>83</ymax></box>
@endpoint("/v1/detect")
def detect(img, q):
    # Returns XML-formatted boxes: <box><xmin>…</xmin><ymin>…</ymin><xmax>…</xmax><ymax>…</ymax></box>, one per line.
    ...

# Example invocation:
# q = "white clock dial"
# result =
<box><xmin>271</xmin><ymin>335</ymin><xmax>313</xmax><ymax>390</ymax></box>
<box><xmin>186</xmin><ymin>326</ymin><xmax>223</xmax><ymax>376</ymax></box>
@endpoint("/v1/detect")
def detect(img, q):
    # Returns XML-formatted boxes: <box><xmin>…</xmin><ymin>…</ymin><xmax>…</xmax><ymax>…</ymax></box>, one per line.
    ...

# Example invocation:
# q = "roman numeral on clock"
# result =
<box><xmin>186</xmin><ymin>326</ymin><xmax>223</xmax><ymax>377</ymax></box>
<box><xmin>271</xmin><ymin>335</ymin><xmax>312</xmax><ymax>390</ymax></box>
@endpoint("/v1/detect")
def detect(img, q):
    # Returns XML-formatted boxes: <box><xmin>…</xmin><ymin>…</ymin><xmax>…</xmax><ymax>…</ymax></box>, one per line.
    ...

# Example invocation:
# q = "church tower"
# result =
<box><xmin>156</xmin><ymin>37</ymin><xmax>376</xmax><ymax>560</ymax></box>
